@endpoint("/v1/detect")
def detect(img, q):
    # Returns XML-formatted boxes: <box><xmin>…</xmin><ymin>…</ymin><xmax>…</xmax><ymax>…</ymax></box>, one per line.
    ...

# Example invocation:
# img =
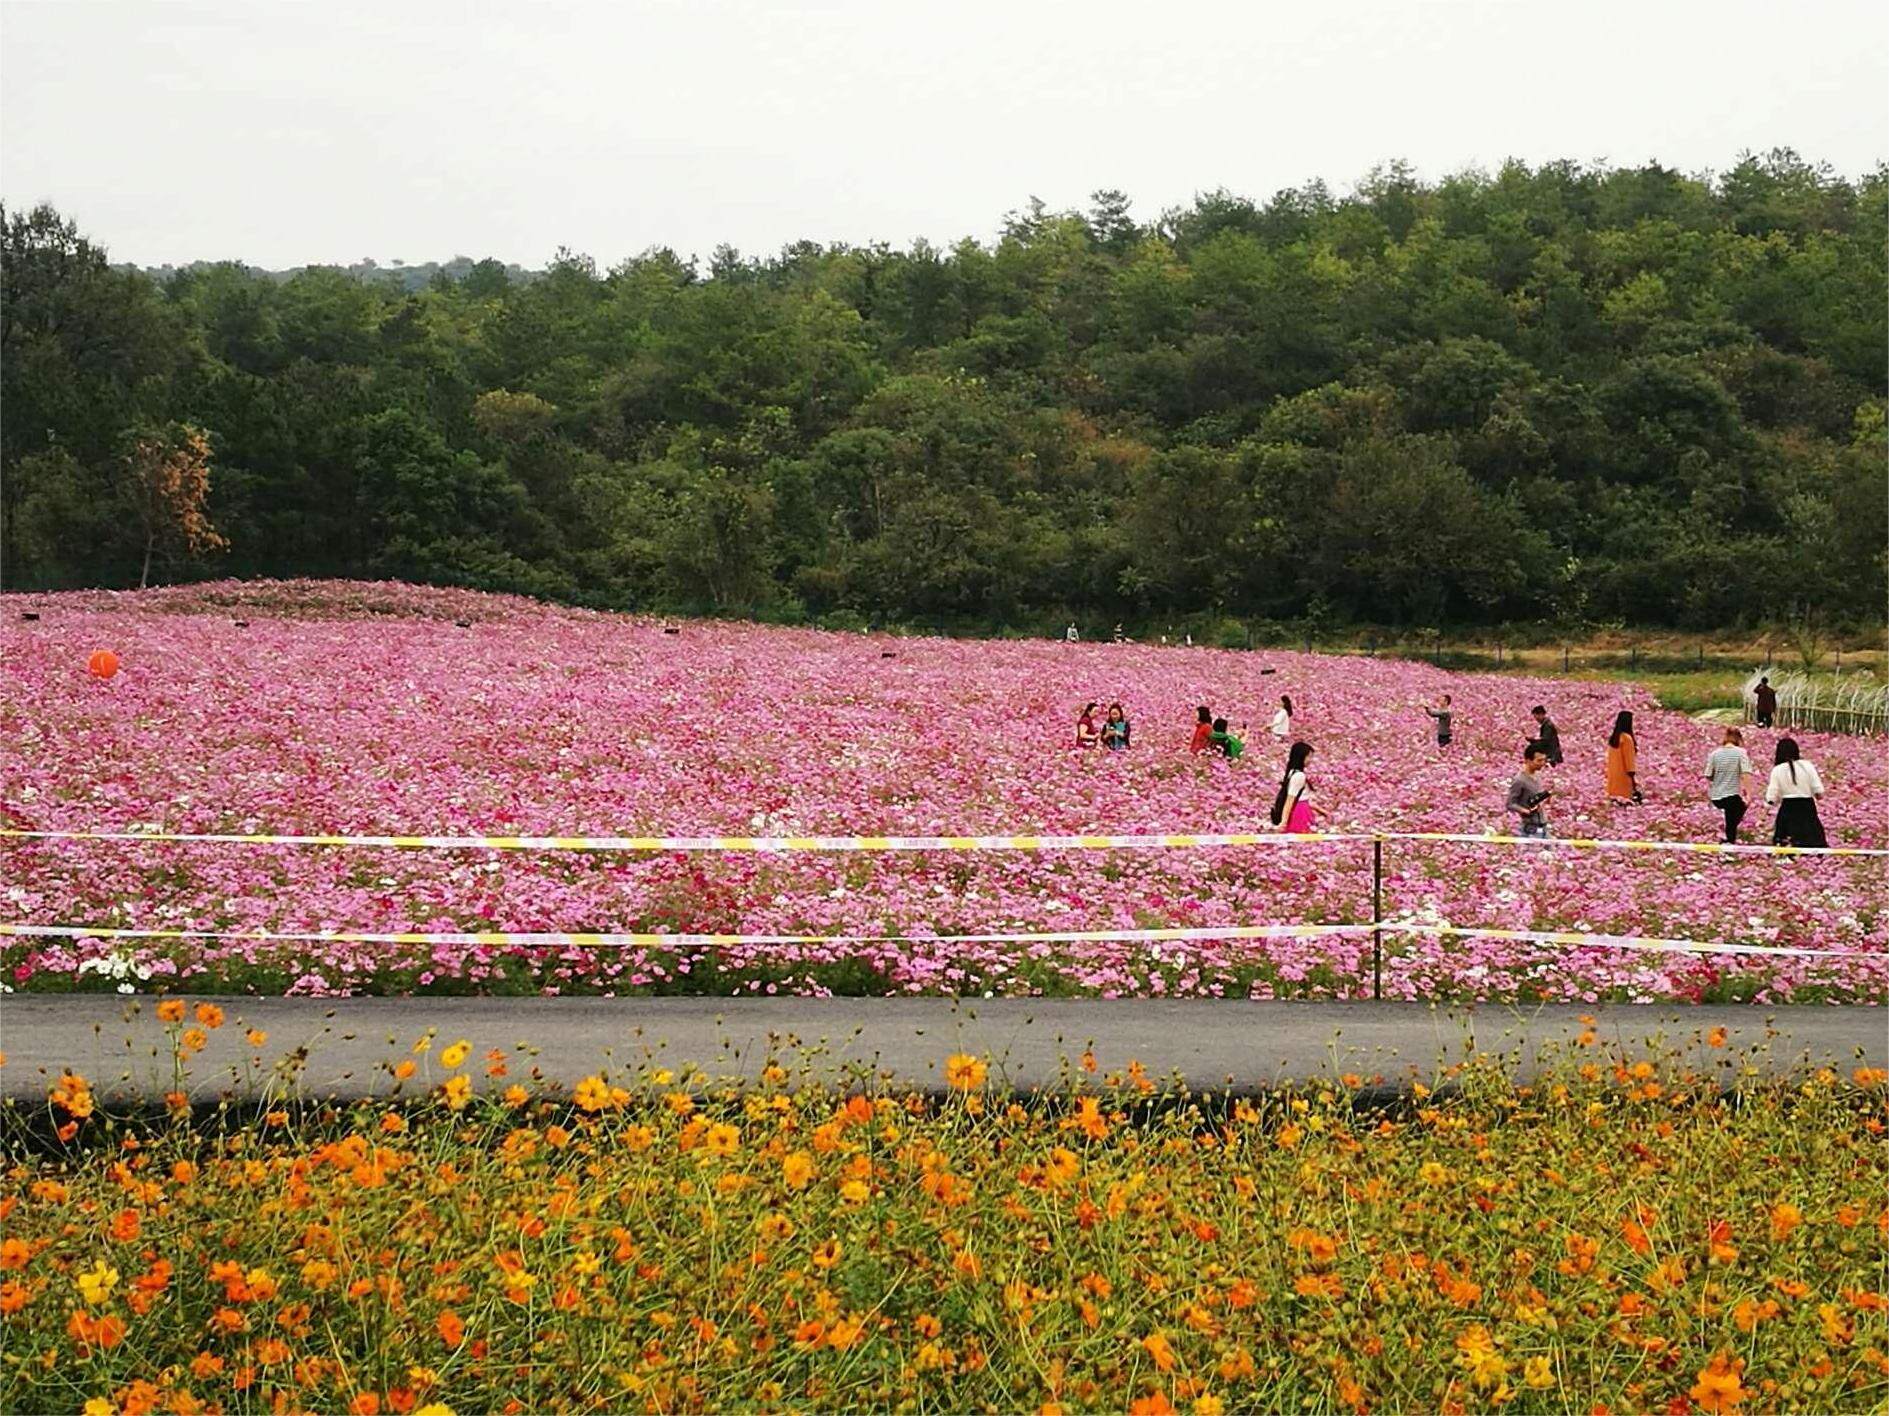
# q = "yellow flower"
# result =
<box><xmin>440</xmin><ymin>1074</ymin><xmax>473</xmax><ymax>1110</ymax></box>
<box><xmin>439</xmin><ymin>1039</ymin><xmax>471</xmax><ymax>1069</ymax></box>
<box><xmin>84</xmin><ymin>1401</ymin><xmax>114</xmax><ymax>1416</ymax></box>
<box><xmin>414</xmin><ymin>1405</ymin><xmax>457</xmax><ymax>1416</ymax></box>
<box><xmin>1523</xmin><ymin>1355</ymin><xmax>1554</xmax><ymax>1389</ymax></box>
<box><xmin>501</xmin><ymin>1085</ymin><xmax>529</xmax><ymax>1108</ymax></box>
<box><xmin>840</xmin><ymin>1179</ymin><xmax>870</xmax><ymax>1205</ymax></box>
<box><xmin>811</xmin><ymin>1239</ymin><xmax>841</xmax><ymax>1269</ymax></box>
<box><xmin>1419</xmin><ymin>1161</ymin><xmax>1452</xmax><ymax>1185</ymax></box>
<box><xmin>703</xmin><ymin>1122</ymin><xmax>741</xmax><ymax>1156</ymax></box>
<box><xmin>573</xmin><ymin>1075</ymin><xmax>615</xmax><ymax>1113</ymax></box>
<box><xmin>1194</xmin><ymin>1398</ymin><xmax>1226</xmax><ymax>1416</ymax></box>
<box><xmin>75</xmin><ymin>1260</ymin><xmax>119</xmax><ymax>1306</ymax></box>
<box><xmin>945</xmin><ymin>1053</ymin><xmax>988</xmax><ymax>1090</ymax></box>
<box><xmin>783</xmin><ymin>1151</ymin><xmax>815</xmax><ymax>1189</ymax></box>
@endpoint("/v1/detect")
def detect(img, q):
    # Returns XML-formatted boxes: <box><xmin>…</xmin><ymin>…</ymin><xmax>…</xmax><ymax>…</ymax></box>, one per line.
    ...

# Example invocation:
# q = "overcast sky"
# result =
<box><xmin>3</xmin><ymin>0</ymin><xmax>1882</xmax><ymax>270</ymax></box>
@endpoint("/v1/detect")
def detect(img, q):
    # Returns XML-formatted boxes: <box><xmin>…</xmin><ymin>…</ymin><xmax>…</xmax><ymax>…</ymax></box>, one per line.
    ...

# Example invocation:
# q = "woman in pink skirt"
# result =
<box><xmin>1270</xmin><ymin>740</ymin><xmax>1317</xmax><ymax>832</ymax></box>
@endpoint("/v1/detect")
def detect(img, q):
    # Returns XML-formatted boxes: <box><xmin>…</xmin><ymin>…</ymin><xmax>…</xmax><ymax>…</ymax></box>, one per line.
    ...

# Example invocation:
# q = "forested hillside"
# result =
<box><xmin>4</xmin><ymin>151</ymin><xmax>1883</xmax><ymax>632</ymax></box>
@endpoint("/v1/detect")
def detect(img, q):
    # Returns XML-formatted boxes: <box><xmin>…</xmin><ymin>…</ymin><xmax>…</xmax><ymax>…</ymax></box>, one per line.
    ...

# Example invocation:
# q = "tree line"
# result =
<box><xmin>3</xmin><ymin>150</ymin><xmax>1884</xmax><ymax>635</ymax></box>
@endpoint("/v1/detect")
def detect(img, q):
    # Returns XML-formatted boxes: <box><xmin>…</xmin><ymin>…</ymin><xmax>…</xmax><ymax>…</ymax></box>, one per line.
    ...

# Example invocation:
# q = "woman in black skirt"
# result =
<box><xmin>1764</xmin><ymin>737</ymin><xmax>1828</xmax><ymax>848</ymax></box>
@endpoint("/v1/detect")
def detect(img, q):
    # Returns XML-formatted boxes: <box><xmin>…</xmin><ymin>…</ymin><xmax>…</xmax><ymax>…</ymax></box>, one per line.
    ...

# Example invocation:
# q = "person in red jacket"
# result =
<box><xmin>1189</xmin><ymin>705</ymin><xmax>1213</xmax><ymax>754</ymax></box>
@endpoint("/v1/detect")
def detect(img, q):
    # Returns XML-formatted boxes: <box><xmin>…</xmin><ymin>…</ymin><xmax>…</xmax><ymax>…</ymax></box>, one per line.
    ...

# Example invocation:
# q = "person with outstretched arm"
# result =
<box><xmin>1506</xmin><ymin>742</ymin><xmax>1553</xmax><ymax>840</ymax></box>
<box><xmin>1206</xmin><ymin>716</ymin><xmax>1244</xmax><ymax>759</ymax></box>
<box><xmin>1423</xmin><ymin>693</ymin><xmax>1453</xmax><ymax>747</ymax></box>
<box><xmin>1703</xmin><ymin>727</ymin><xmax>1755</xmax><ymax>844</ymax></box>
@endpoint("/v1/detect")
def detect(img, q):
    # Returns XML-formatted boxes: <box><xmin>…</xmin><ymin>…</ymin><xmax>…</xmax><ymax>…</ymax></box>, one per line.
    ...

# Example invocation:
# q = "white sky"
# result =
<box><xmin>2</xmin><ymin>0</ymin><xmax>1882</xmax><ymax>270</ymax></box>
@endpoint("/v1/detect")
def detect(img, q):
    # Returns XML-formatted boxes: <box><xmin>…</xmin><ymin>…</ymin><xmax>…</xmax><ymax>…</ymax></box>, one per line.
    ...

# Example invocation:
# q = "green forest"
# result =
<box><xmin>3</xmin><ymin>151</ymin><xmax>1884</xmax><ymax>634</ymax></box>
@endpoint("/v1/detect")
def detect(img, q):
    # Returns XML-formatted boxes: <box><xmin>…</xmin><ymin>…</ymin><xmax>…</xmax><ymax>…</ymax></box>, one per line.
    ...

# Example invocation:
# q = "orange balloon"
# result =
<box><xmin>87</xmin><ymin>649</ymin><xmax>120</xmax><ymax>679</ymax></box>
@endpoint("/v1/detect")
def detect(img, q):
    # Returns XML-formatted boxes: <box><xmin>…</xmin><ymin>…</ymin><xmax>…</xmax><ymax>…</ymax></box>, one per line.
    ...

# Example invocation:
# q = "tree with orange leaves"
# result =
<box><xmin>123</xmin><ymin>422</ymin><xmax>227</xmax><ymax>589</ymax></box>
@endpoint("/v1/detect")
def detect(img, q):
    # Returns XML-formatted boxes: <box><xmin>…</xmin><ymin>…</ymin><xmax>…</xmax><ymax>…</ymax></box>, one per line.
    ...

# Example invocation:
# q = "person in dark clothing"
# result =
<box><xmin>1529</xmin><ymin>705</ymin><xmax>1562</xmax><ymax>765</ymax></box>
<box><xmin>1753</xmin><ymin>676</ymin><xmax>1777</xmax><ymax>728</ymax></box>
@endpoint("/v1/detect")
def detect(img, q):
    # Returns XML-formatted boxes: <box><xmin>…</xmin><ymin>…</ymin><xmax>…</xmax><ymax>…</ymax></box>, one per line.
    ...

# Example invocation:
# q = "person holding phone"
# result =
<box><xmin>1507</xmin><ymin>741</ymin><xmax>1554</xmax><ymax>839</ymax></box>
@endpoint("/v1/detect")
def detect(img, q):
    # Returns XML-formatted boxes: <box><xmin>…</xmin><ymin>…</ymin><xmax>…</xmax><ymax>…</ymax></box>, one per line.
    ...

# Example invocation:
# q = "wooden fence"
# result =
<box><xmin>1744</xmin><ymin>671</ymin><xmax>1889</xmax><ymax>736</ymax></box>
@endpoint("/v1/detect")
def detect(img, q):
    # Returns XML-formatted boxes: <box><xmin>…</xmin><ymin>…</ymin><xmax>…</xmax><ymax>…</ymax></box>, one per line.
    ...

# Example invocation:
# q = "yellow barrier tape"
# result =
<box><xmin>2</xmin><ymin>826</ymin><xmax>1881</xmax><ymax>857</ymax></box>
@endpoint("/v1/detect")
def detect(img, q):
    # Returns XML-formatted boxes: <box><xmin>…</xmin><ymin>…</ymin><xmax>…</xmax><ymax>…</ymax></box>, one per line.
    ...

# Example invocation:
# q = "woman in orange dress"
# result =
<box><xmin>1604</xmin><ymin>710</ymin><xmax>1641</xmax><ymax>804</ymax></box>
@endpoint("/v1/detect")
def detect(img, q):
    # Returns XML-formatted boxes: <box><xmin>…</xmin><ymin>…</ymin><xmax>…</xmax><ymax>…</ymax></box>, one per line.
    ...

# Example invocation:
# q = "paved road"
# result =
<box><xmin>2</xmin><ymin>997</ymin><xmax>1882</xmax><ymax>1102</ymax></box>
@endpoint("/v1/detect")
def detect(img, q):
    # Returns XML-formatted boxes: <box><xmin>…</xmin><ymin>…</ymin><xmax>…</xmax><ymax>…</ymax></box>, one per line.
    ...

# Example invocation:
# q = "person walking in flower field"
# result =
<box><xmin>1703</xmin><ymin>727</ymin><xmax>1756</xmax><ymax>845</ymax></box>
<box><xmin>1269</xmin><ymin>694</ymin><xmax>1293</xmax><ymax>743</ymax></box>
<box><xmin>1270</xmin><ymin>741</ymin><xmax>1316</xmax><ymax>833</ymax></box>
<box><xmin>1605</xmin><ymin>711</ymin><xmax>1641</xmax><ymax>805</ymax></box>
<box><xmin>1529</xmin><ymin>704</ymin><xmax>1562</xmax><ymax>764</ymax></box>
<box><xmin>1507</xmin><ymin>741</ymin><xmax>1554</xmax><ymax>839</ymax></box>
<box><xmin>1765</xmin><ymin>737</ymin><xmax>1827</xmax><ymax>848</ymax></box>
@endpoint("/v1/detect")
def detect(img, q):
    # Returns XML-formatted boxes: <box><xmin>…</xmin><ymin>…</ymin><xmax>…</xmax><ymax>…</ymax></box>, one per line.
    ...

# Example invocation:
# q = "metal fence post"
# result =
<box><xmin>1563</xmin><ymin>645</ymin><xmax>1570</xmax><ymax>673</ymax></box>
<box><xmin>1371</xmin><ymin>835</ymin><xmax>1384</xmax><ymax>1001</ymax></box>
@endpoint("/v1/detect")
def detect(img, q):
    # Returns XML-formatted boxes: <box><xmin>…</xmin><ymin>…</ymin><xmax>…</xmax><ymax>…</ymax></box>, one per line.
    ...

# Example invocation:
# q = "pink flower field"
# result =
<box><xmin>3</xmin><ymin>580</ymin><xmax>1884</xmax><ymax>1002</ymax></box>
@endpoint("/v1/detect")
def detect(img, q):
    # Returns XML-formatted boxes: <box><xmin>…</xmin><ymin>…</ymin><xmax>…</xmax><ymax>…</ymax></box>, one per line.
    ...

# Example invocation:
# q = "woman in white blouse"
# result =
<box><xmin>1764</xmin><ymin>737</ymin><xmax>1827</xmax><ymax>848</ymax></box>
<box><xmin>1269</xmin><ymin>695</ymin><xmax>1293</xmax><ymax>741</ymax></box>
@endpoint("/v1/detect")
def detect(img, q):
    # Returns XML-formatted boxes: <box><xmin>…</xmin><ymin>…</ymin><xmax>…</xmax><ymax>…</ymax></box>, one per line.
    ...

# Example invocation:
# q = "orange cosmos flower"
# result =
<box><xmin>703</xmin><ymin>1123</ymin><xmax>740</xmax><ymax>1156</ymax></box>
<box><xmin>193</xmin><ymin>1002</ymin><xmax>224</xmax><ymax>1029</ymax></box>
<box><xmin>156</xmin><ymin>999</ymin><xmax>186</xmax><ymax>1023</ymax></box>
<box><xmin>1769</xmin><ymin>1203</ymin><xmax>1802</xmax><ymax>1241</ymax></box>
<box><xmin>782</xmin><ymin>1151</ymin><xmax>815</xmax><ymax>1189</ymax></box>
<box><xmin>437</xmin><ymin>1311</ymin><xmax>465</xmax><ymax>1346</ymax></box>
<box><xmin>1690</xmin><ymin>1353</ymin><xmax>1745</xmax><ymax>1413</ymax></box>
<box><xmin>246</xmin><ymin>1029</ymin><xmax>267</xmax><ymax>1047</ymax></box>
<box><xmin>50</xmin><ymin>1072</ymin><xmax>95</xmax><ymax>1119</ymax></box>
<box><xmin>945</xmin><ymin>1054</ymin><xmax>988</xmax><ymax>1090</ymax></box>
<box><xmin>1141</xmin><ymin>1331</ymin><xmax>1177</xmax><ymax>1372</ymax></box>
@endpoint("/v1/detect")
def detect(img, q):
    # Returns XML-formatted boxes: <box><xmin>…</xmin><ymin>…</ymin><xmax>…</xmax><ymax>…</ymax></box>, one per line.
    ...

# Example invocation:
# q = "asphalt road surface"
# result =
<box><xmin>2</xmin><ymin>996</ymin><xmax>1882</xmax><ymax>1102</ymax></box>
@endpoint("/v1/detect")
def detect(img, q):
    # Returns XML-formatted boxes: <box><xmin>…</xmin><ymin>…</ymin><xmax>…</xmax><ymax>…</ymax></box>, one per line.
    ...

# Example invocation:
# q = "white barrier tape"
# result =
<box><xmin>2</xmin><ymin>826</ymin><xmax>1879</xmax><ymax>857</ymax></box>
<box><xmin>1387</xmin><ymin>830</ymin><xmax>1887</xmax><ymax>859</ymax></box>
<box><xmin>1378</xmin><ymin>922</ymin><xmax>1869</xmax><ymax>960</ymax></box>
<box><xmin>0</xmin><ymin>828</ymin><xmax>1361</xmax><ymax>853</ymax></box>
<box><xmin>0</xmin><ymin>921</ymin><xmax>1369</xmax><ymax>949</ymax></box>
<box><xmin>3</xmin><ymin>920</ymin><xmax>1871</xmax><ymax>962</ymax></box>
